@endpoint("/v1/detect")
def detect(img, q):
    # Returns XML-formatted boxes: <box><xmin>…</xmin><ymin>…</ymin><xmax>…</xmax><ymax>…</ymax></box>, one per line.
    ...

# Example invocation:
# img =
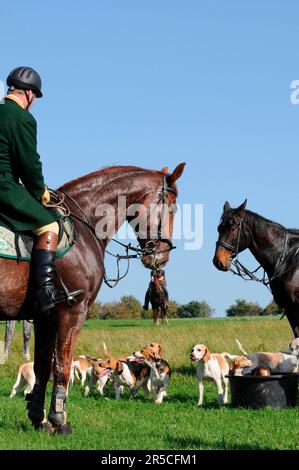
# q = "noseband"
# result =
<box><xmin>216</xmin><ymin>217</ymin><xmax>244</xmax><ymax>257</ymax></box>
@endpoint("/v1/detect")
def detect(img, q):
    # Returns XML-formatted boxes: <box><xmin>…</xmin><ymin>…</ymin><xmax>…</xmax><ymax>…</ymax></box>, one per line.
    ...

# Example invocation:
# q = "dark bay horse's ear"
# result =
<box><xmin>223</xmin><ymin>201</ymin><xmax>231</xmax><ymax>213</ymax></box>
<box><xmin>167</xmin><ymin>162</ymin><xmax>186</xmax><ymax>186</ymax></box>
<box><xmin>236</xmin><ymin>199</ymin><xmax>247</xmax><ymax>217</ymax></box>
<box><xmin>161</xmin><ymin>166</ymin><xmax>169</xmax><ymax>175</ymax></box>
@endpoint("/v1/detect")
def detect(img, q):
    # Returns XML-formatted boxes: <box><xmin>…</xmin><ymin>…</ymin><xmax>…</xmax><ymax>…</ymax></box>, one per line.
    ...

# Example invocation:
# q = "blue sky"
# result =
<box><xmin>1</xmin><ymin>1</ymin><xmax>299</xmax><ymax>315</ymax></box>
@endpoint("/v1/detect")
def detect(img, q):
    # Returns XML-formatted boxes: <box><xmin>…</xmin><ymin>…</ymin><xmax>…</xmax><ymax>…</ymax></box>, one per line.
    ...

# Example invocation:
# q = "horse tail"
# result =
<box><xmin>235</xmin><ymin>339</ymin><xmax>248</xmax><ymax>356</ymax></box>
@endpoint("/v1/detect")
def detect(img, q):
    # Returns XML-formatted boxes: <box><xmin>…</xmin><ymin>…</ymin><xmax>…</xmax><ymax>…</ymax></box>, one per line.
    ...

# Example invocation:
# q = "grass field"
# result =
<box><xmin>0</xmin><ymin>317</ymin><xmax>298</xmax><ymax>450</ymax></box>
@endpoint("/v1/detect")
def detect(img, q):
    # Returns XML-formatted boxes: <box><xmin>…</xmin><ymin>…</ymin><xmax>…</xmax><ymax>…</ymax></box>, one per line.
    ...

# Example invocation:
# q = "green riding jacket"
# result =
<box><xmin>0</xmin><ymin>97</ymin><xmax>58</xmax><ymax>232</ymax></box>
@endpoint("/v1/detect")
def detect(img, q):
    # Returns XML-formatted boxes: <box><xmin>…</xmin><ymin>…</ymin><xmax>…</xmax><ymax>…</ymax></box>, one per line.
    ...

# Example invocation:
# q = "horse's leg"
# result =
<box><xmin>48</xmin><ymin>304</ymin><xmax>87</xmax><ymax>433</ymax></box>
<box><xmin>23</xmin><ymin>320</ymin><xmax>32</xmax><ymax>361</ymax></box>
<box><xmin>153</xmin><ymin>307</ymin><xmax>158</xmax><ymax>325</ymax></box>
<box><xmin>27</xmin><ymin>315</ymin><xmax>56</xmax><ymax>429</ymax></box>
<box><xmin>4</xmin><ymin>320</ymin><xmax>15</xmax><ymax>361</ymax></box>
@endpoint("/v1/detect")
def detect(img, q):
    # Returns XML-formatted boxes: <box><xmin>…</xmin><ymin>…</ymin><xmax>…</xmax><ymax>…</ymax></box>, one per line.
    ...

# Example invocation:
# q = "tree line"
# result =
<box><xmin>87</xmin><ymin>296</ymin><xmax>283</xmax><ymax>320</ymax></box>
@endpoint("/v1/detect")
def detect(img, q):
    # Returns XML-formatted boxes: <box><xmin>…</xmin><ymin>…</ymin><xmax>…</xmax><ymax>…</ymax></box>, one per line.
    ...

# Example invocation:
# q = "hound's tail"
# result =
<box><xmin>221</xmin><ymin>352</ymin><xmax>239</xmax><ymax>361</ymax></box>
<box><xmin>235</xmin><ymin>339</ymin><xmax>248</xmax><ymax>356</ymax></box>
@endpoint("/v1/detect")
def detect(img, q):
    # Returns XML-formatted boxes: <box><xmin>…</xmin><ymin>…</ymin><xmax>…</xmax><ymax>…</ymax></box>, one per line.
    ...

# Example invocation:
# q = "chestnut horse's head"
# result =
<box><xmin>213</xmin><ymin>199</ymin><xmax>248</xmax><ymax>271</ymax></box>
<box><xmin>128</xmin><ymin>163</ymin><xmax>185</xmax><ymax>270</ymax></box>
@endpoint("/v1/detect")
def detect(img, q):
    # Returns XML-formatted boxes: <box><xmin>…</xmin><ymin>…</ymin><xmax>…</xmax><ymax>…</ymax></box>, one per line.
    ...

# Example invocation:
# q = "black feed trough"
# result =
<box><xmin>226</xmin><ymin>373</ymin><xmax>299</xmax><ymax>409</ymax></box>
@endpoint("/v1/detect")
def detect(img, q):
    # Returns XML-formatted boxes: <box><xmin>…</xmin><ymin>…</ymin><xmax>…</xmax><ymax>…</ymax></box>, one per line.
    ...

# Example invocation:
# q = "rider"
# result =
<box><xmin>143</xmin><ymin>268</ymin><xmax>169</xmax><ymax>311</ymax></box>
<box><xmin>0</xmin><ymin>66</ymin><xmax>81</xmax><ymax>313</ymax></box>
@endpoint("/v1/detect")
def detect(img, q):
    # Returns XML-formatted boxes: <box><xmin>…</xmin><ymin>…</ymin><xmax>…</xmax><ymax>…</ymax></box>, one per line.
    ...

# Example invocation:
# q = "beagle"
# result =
<box><xmin>94</xmin><ymin>357</ymin><xmax>150</xmax><ymax>399</ymax></box>
<box><xmin>288</xmin><ymin>337</ymin><xmax>299</xmax><ymax>360</ymax></box>
<box><xmin>223</xmin><ymin>354</ymin><xmax>254</xmax><ymax>376</ymax></box>
<box><xmin>84</xmin><ymin>358</ymin><xmax>111</xmax><ymax>397</ymax></box>
<box><xmin>9</xmin><ymin>362</ymin><xmax>35</xmax><ymax>398</ymax></box>
<box><xmin>133</xmin><ymin>343</ymin><xmax>171</xmax><ymax>404</ymax></box>
<box><xmin>190</xmin><ymin>344</ymin><xmax>229</xmax><ymax>406</ymax></box>
<box><xmin>9</xmin><ymin>362</ymin><xmax>55</xmax><ymax>398</ymax></box>
<box><xmin>72</xmin><ymin>355</ymin><xmax>92</xmax><ymax>387</ymax></box>
<box><xmin>236</xmin><ymin>339</ymin><xmax>298</xmax><ymax>373</ymax></box>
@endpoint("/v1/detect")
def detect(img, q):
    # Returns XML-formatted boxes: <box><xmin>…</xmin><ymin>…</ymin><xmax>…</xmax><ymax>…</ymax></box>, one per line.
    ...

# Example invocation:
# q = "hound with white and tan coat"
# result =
<box><xmin>133</xmin><ymin>343</ymin><xmax>171</xmax><ymax>404</ymax></box>
<box><xmin>235</xmin><ymin>339</ymin><xmax>298</xmax><ymax>373</ymax></box>
<box><xmin>92</xmin><ymin>357</ymin><xmax>150</xmax><ymax>399</ymax></box>
<box><xmin>190</xmin><ymin>344</ymin><xmax>229</xmax><ymax>406</ymax></box>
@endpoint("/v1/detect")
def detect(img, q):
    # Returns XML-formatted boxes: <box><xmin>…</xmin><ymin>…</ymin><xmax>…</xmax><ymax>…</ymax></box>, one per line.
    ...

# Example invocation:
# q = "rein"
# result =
<box><xmin>49</xmin><ymin>176</ymin><xmax>176</xmax><ymax>288</ymax></box>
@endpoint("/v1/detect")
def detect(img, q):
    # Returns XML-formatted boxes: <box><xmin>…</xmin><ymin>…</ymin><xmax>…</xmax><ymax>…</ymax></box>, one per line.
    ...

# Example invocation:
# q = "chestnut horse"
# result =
<box><xmin>213</xmin><ymin>200</ymin><xmax>299</xmax><ymax>338</ymax></box>
<box><xmin>0</xmin><ymin>163</ymin><xmax>185</xmax><ymax>433</ymax></box>
<box><xmin>149</xmin><ymin>276</ymin><xmax>169</xmax><ymax>325</ymax></box>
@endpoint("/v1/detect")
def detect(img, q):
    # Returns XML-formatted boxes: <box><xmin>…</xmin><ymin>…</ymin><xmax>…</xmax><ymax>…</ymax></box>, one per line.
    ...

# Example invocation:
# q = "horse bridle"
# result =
<box><xmin>54</xmin><ymin>175</ymin><xmax>176</xmax><ymax>287</ymax></box>
<box><xmin>216</xmin><ymin>216</ymin><xmax>245</xmax><ymax>258</ymax></box>
<box><xmin>139</xmin><ymin>176</ymin><xmax>177</xmax><ymax>256</ymax></box>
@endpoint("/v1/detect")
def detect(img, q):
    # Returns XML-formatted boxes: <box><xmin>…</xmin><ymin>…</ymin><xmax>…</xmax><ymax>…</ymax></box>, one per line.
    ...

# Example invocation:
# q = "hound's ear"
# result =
<box><xmin>116</xmin><ymin>361</ymin><xmax>124</xmax><ymax>373</ymax></box>
<box><xmin>223</xmin><ymin>201</ymin><xmax>231</xmax><ymax>212</ymax></box>
<box><xmin>161</xmin><ymin>166</ymin><xmax>169</xmax><ymax>175</ymax></box>
<box><xmin>236</xmin><ymin>199</ymin><xmax>247</xmax><ymax>217</ymax></box>
<box><xmin>167</xmin><ymin>162</ymin><xmax>186</xmax><ymax>186</ymax></box>
<box><xmin>203</xmin><ymin>347</ymin><xmax>211</xmax><ymax>362</ymax></box>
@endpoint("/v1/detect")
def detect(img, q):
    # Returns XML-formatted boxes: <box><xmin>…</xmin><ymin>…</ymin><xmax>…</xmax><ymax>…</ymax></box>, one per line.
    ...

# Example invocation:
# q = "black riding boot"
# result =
<box><xmin>32</xmin><ymin>231</ymin><xmax>82</xmax><ymax>313</ymax></box>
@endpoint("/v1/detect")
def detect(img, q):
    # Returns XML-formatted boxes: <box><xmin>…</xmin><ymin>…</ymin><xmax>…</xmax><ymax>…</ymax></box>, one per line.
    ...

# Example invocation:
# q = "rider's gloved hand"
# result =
<box><xmin>41</xmin><ymin>186</ymin><xmax>51</xmax><ymax>205</ymax></box>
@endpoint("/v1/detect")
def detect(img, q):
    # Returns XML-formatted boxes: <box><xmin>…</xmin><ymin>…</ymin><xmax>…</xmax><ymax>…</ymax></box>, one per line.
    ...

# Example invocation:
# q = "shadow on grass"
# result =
<box><xmin>165</xmin><ymin>435</ymin><xmax>274</xmax><ymax>451</ymax></box>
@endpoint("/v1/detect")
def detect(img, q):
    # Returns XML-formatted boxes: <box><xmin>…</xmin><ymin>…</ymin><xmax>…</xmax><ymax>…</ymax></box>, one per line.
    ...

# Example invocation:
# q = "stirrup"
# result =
<box><xmin>52</xmin><ymin>289</ymin><xmax>84</xmax><ymax>306</ymax></box>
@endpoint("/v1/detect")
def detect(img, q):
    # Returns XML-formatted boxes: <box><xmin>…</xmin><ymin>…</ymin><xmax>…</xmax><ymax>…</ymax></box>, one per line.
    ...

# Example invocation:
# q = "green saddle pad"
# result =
<box><xmin>0</xmin><ymin>210</ymin><xmax>74</xmax><ymax>262</ymax></box>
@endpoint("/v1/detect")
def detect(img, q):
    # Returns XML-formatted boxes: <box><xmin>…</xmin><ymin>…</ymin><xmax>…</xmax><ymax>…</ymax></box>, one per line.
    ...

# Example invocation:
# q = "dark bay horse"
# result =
<box><xmin>149</xmin><ymin>276</ymin><xmax>169</xmax><ymax>325</ymax></box>
<box><xmin>213</xmin><ymin>200</ymin><xmax>299</xmax><ymax>338</ymax></box>
<box><xmin>0</xmin><ymin>163</ymin><xmax>185</xmax><ymax>432</ymax></box>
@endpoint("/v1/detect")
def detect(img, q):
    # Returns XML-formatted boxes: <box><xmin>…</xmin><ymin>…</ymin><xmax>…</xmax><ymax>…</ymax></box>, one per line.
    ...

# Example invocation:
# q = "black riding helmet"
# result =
<box><xmin>6</xmin><ymin>66</ymin><xmax>43</xmax><ymax>98</ymax></box>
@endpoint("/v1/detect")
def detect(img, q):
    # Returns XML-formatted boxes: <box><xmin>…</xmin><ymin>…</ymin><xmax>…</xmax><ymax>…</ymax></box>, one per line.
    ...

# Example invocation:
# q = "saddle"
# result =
<box><xmin>0</xmin><ymin>206</ymin><xmax>75</xmax><ymax>262</ymax></box>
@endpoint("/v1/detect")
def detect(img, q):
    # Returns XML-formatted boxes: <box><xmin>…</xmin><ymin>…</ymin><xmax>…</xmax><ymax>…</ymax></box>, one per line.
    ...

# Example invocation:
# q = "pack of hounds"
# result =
<box><xmin>9</xmin><ymin>338</ymin><xmax>299</xmax><ymax>406</ymax></box>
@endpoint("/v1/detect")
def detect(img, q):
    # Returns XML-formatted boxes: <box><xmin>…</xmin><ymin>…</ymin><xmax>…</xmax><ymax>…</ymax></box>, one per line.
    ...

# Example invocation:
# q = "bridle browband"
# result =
<box><xmin>52</xmin><ymin>174</ymin><xmax>177</xmax><ymax>287</ymax></box>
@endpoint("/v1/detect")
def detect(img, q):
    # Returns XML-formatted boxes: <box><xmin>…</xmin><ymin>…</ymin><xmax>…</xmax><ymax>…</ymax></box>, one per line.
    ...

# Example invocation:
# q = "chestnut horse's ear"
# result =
<box><xmin>161</xmin><ymin>166</ymin><xmax>169</xmax><ymax>175</ymax></box>
<box><xmin>167</xmin><ymin>162</ymin><xmax>186</xmax><ymax>186</ymax></box>
<box><xmin>236</xmin><ymin>199</ymin><xmax>247</xmax><ymax>217</ymax></box>
<box><xmin>223</xmin><ymin>201</ymin><xmax>231</xmax><ymax>213</ymax></box>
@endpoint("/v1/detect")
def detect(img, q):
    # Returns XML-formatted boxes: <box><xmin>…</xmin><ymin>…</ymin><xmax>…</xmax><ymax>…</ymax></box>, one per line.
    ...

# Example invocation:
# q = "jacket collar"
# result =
<box><xmin>4</xmin><ymin>94</ymin><xmax>25</xmax><ymax>109</ymax></box>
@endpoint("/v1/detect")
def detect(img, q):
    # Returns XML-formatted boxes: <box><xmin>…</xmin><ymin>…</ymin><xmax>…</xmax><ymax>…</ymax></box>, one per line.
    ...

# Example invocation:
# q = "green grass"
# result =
<box><xmin>0</xmin><ymin>317</ymin><xmax>298</xmax><ymax>450</ymax></box>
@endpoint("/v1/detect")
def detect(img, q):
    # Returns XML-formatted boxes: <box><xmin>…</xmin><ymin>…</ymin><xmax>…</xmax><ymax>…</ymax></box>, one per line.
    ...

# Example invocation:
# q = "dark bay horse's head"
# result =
<box><xmin>129</xmin><ymin>163</ymin><xmax>185</xmax><ymax>270</ymax></box>
<box><xmin>213</xmin><ymin>199</ymin><xmax>248</xmax><ymax>271</ymax></box>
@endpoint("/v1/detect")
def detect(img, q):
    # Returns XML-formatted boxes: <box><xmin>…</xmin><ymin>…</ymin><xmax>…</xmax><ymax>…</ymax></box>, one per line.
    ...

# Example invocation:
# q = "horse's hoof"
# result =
<box><xmin>34</xmin><ymin>421</ymin><xmax>55</xmax><ymax>434</ymax></box>
<box><xmin>57</xmin><ymin>422</ymin><xmax>73</xmax><ymax>435</ymax></box>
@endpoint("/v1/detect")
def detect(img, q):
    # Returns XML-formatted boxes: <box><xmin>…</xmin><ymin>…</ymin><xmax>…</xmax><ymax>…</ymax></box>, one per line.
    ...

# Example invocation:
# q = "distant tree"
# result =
<box><xmin>262</xmin><ymin>300</ymin><xmax>285</xmax><ymax>316</ymax></box>
<box><xmin>87</xmin><ymin>301</ymin><xmax>102</xmax><ymax>320</ymax></box>
<box><xmin>177</xmin><ymin>301</ymin><xmax>214</xmax><ymax>318</ymax></box>
<box><xmin>226</xmin><ymin>299</ymin><xmax>263</xmax><ymax>317</ymax></box>
<box><xmin>166</xmin><ymin>300</ymin><xmax>180</xmax><ymax>318</ymax></box>
<box><xmin>120</xmin><ymin>295</ymin><xmax>142</xmax><ymax>318</ymax></box>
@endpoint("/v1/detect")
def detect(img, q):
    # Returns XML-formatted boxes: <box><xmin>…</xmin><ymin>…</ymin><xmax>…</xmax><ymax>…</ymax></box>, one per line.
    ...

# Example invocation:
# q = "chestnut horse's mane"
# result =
<box><xmin>60</xmin><ymin>165</ymin><xmax>165</xmax><ymax>191</ymax></box>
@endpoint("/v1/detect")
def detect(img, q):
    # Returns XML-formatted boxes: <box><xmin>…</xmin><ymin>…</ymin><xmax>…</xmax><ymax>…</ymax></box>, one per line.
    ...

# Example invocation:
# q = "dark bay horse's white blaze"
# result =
<box><xmin>0</xmin><ymin>163</ymin><xmax>185</xmax><ymax>432</ymax></box>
